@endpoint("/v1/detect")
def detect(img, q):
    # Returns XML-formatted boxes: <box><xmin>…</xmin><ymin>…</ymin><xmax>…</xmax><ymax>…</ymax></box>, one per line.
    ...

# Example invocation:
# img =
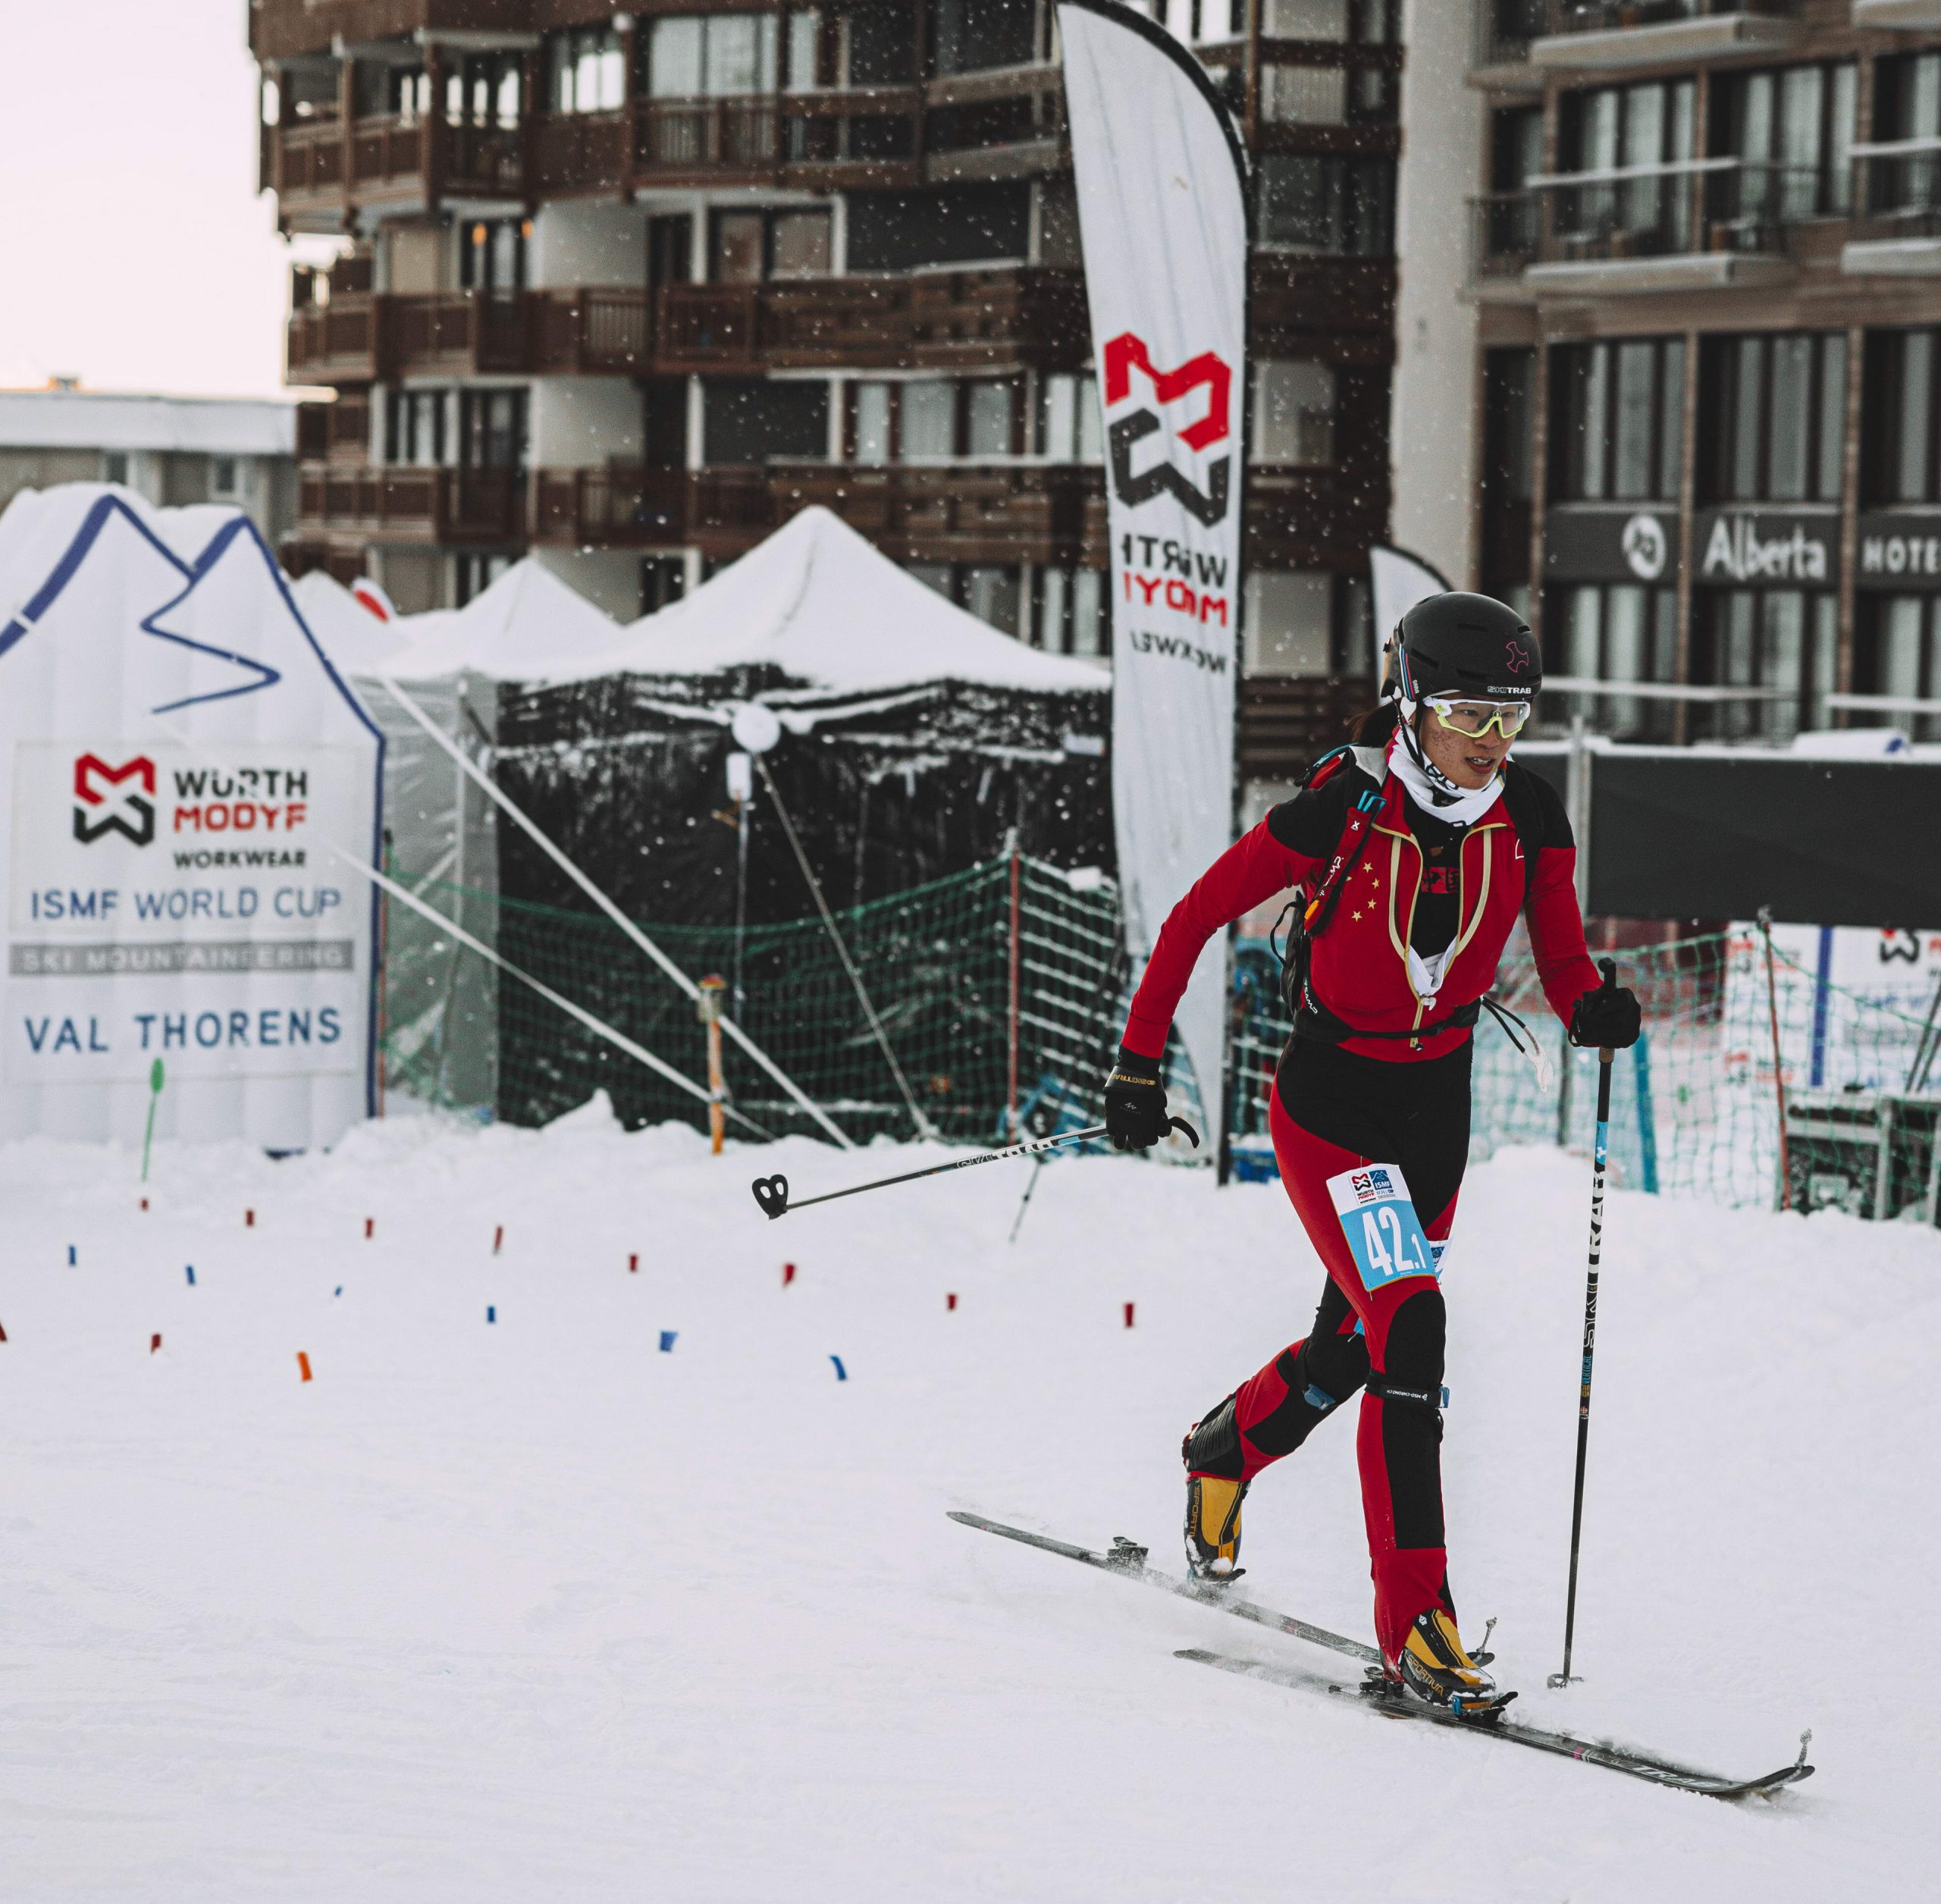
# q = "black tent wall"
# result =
<box><xmin>491</xmin><ymin>664</ymin><xmax>1112</xmax><ymax>928</ymax></box>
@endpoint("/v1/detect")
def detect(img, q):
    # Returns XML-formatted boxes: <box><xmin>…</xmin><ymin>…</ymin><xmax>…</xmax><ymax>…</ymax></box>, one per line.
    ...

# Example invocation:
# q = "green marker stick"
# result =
<box><xmin>141</xmin><ymin>1057</ymin><xmax>165</xmax><ymax>1183</ymax></box>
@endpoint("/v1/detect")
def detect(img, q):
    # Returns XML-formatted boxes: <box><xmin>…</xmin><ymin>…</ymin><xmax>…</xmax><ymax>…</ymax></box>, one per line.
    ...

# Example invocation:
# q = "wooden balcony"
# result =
<box><xmin>287</xmin><ymin>288</ymin><xmax>654</xmax><ymax>384</ymax></box>
<box><xmin>270</xmin><ymin>111</ymin><xmax>523</xmax><ymax>225</ymax></box>
<box><xmin>296</xmin><ymin>463</ymin><xmax>525</xmax><ymax>545</ymax></box>
<box><xmin>1239</xmin><ymin>676</ymin><xmax>1372</xmax><ymax>783</ymax></box>
<box><xmin>295</xmin><ymin>392</ymin><xmax>372</xmax><ymax>465</ymax></box>
<box><xmin>530</xmin><ymin>466</ymin><xmax>688</xmax><ymax>548</ymax></box>
<box><xmin>655</xmin><ymin>268</ymin><xmax>1087</xmax><ymax>375</ymax></box>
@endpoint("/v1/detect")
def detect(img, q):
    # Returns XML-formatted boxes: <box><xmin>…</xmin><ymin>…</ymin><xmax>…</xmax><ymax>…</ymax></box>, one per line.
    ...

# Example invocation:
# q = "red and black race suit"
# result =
<box><xmin>1133</xmin><ymin>753</ymin><xmax>1601</xmax><ymax>1666</ymax></box>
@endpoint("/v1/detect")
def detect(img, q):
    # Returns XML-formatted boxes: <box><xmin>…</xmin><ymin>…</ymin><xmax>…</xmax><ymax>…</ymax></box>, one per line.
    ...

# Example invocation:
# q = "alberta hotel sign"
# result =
<box><xmin>1855</xmin><ymin>514</ymin><xmax>1941</xmax><ymax>591</ymax></box>
<box><xmin>1546</xmin><ymin>506</ymin><xmax>1841</xmax><ymax>588</ymax></box>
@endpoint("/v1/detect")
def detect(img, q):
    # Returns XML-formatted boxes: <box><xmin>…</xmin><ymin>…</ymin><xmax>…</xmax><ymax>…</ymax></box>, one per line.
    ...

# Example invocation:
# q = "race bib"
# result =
<box><xmin>1327</xmin><ymin>1164</ymin><xmax>1441</xmax><ymax>1294</ymax></box>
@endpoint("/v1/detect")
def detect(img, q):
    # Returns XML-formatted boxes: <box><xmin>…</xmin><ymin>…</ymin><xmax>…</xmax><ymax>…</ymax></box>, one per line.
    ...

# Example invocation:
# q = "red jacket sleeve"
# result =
<box><xmin>1524</xmin><ymin>842</ymin><xmax>1601</xmax><ymax>1028</ymax></box>
<box><xmin>1120</xmin><ymin>820</ymin><xmax>1312</xmax><ymax>1061</ymax></box>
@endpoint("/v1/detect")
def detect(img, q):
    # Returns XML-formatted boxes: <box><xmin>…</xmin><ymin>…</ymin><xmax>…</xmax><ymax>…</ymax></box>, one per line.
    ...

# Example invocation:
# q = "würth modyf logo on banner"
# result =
<box><xmin>1103</xmin><ymin>332</ymin><xmax>1233</xmax><ymax>528</ymax></box>
<box><xmin>73</xmin><ymin>753</ymin><xmax>156</xmax><ymax>848</ymax></box>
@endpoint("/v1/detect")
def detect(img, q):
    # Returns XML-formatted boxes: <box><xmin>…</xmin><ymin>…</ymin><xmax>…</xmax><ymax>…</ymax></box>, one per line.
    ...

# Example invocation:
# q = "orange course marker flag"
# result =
<box><xmin>297</xmin><ymin>1352</ymin><xmax>313</xmax><ymax>1382</ymax></box>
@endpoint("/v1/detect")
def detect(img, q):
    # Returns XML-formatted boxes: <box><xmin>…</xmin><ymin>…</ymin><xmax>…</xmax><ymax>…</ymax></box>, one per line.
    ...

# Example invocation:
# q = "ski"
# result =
<box><xmin>945</xmin><ymin>1510</ymin><xmax>1381</xmax><ymax>1667</ymax></box>
<box><xmin>1176</xmin><ymin>1648</ymin><xmax>1815</xmax><ymax>1802</ymax></box>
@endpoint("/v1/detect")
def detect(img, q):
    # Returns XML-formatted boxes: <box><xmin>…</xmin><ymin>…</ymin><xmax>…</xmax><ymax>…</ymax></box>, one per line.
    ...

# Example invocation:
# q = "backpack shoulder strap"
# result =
<box><xmin>1499</xmin><ymin>760</ymin><xmax>1545</xmax><ymax>899</ymax></box>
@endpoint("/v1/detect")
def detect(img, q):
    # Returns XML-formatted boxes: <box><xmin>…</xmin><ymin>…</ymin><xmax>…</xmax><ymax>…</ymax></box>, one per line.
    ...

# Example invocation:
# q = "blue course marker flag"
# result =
<box><xmin>487</xmin><ymin>1306</ymin><xmax>497</xmax><ymax>1323</ymax></box>
<box><xmin>830</xmin><ymin>1354</ymin><xmax>848</xmax><ymax>1382</ymax></box>
<box><xmin>333</xmin><ymin>1286</ymin><xmax>342</xmax><ymax>1297</ymax></box>
<box><xmin>184</xmin><ymin>1266</ymin><xmax>196</xmax><ymax>1287</ymax></box>
<box><xmin>67</xmin><ymin>1246</ymin><xmax>76</xmax><ymax>1266</ymax></box>
<box><xmin>659</xmin><ymin>1330</ymin><xmax>678</xmax><ymax>1353</ymax></box>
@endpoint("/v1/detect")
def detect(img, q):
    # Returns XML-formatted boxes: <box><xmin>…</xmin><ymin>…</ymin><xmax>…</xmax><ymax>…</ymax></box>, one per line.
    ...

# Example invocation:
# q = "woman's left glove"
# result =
<box><xmin>1569</xmin><ymin>958</ymin><xmax>1642</xmax><ymax>1050</ymax></box>
<box><xmin>1103</xmin><ymin>1047</ymin><xmax>1168</xmax><ymax>1151</ymax></box>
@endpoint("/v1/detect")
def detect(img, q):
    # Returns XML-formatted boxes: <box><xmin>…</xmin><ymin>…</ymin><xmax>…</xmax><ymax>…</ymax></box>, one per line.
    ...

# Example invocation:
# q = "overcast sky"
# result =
<box><xmin>0</xmin><ymin>1</ymin><xmax>330</xmax><ymax>398</ymax></box>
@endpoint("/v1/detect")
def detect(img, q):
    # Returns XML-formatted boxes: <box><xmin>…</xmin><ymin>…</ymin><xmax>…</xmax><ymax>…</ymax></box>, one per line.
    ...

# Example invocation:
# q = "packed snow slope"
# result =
<box><xmin>0</xmin><ymin>1105</ymin><xmax>1934</xmax><ymax>1902</ymax></box>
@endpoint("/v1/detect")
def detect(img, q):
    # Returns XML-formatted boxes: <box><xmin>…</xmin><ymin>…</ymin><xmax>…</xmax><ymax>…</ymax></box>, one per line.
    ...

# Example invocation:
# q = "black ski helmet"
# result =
<box><xmin>1381</xmin><ymin>592</ymin><xmax>1540</xmax><ymax>704</ymax></box>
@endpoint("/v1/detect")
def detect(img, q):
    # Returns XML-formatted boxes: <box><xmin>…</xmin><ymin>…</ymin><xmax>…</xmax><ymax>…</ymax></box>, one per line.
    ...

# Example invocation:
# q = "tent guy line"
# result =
<box><xmin>370</xmin><ymin>674</ymin><xmax>855</xmax><ymax>1151</ymax></box>
<box><xmin>331</xmin><ymin>846</ymin><xmax>775</xmax><ymax>1140</ymax></box>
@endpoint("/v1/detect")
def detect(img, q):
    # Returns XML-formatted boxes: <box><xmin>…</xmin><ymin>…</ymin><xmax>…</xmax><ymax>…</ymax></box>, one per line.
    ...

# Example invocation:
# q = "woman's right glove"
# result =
<box><xmin>1103</xmin><ymin>1046</ymin><xmax>1168</xmax><ymax>1151</ymax></box>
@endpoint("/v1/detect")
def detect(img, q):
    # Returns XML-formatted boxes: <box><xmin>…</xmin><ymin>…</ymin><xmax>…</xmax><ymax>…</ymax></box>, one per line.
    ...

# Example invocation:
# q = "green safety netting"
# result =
<box><xmin>381</xmin><ymin>857</ymin><xmax>1941</xmax><ymax>1223</ymax></box>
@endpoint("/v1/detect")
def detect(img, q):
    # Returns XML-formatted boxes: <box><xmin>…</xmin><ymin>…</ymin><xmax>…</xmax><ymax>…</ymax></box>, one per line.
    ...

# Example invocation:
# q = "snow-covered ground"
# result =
<box><xmin>1</xmin><ymin>1103</ymin><xmax>1935</xmax><ymax>1902</ymax></box>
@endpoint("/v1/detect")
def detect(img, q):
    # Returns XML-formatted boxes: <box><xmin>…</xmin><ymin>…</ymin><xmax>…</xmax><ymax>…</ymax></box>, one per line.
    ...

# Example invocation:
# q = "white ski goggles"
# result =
<box><xmin>1425</xmin><ymin>697</ymin><xmax>1533</xmax><ymax>739</ymax></box>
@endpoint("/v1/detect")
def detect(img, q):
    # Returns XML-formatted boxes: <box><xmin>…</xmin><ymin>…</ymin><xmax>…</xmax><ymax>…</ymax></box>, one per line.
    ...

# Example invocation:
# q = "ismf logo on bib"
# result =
<box><xmin>1326</xmin><ymin>1165</ymin><xmax>1441</xmax><ymax>1295</ymax></box>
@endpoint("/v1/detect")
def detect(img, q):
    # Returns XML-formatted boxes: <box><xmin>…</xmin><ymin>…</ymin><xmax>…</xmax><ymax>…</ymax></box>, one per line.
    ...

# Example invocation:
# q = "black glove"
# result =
<box><xmin>1104</xmin><ymin>1046</ymin><xmax>1168</xmax><ymax>1152</ymax></box>
<box><xmin>1569</xmin><ymin>958</ymin><xmax>1641</xmax><ymax>1051</ymax></box>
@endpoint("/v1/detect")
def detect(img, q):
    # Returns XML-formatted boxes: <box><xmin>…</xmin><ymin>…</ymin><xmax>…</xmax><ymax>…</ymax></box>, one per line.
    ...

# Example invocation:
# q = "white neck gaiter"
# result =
<box><xmin>1384</xmin><ymin>716</ymin><xmax>1504</xmax><ymax>832</ymax></box>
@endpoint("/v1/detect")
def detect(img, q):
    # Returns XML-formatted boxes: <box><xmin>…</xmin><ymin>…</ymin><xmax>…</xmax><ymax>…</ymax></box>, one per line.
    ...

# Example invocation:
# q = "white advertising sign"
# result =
<box><xmin>1059</xmin><ymin>0</ymin><xmax>1247</xmax><ymax>1151</ymax></box>
<box><xmin>0</xmin><ymin>491</ymin><xmax>382</xmax><ymax>1147</ymax></box>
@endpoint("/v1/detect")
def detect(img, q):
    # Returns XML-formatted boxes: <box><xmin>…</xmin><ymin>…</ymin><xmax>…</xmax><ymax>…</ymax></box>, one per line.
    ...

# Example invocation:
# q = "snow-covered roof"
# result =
<box><xmin>369</xmin><ymin>557</ymin><xmax>624</xmax><ymax>682</ymax></box>
<box><xmin>0</xmin><ymin>390</ymin><xmax>298</xmax><ymax>456</ymax></box>
<box><xmin>289</xmin><ymin>570</ymin><xmax>409</xmax><ymax>676</ymax></box>
<box><xmin>545</xmin><ymin>507</ymin><xmax>1109</xmax><ymax>695</ymax></box>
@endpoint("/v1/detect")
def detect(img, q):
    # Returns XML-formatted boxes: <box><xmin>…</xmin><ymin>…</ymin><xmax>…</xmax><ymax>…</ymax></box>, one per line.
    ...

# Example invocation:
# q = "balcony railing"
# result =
<box><xmin>269</xmin><ymin>68</ymin><xmax>1067</xmax><ymax>223</ymax></box>
<box><xmin>1541</xmin><ymin>0</ymin><xmax>1797</xmax><ymax>29</ymax></box>
<box><xmin>531</xmin><ymin>466</ymin><xmax>688</xmax><ymax>548</ymax></box>
<box><xmin>655</xmin><ymin>269</ymin><xmax>1087</xmax><ymax>375</ymax></box>
<box><xmin>1469</xmin><ymin>160</ymin><xmax>1818</xmax><ymax>281</ymax></box>
<box><xmin>296</xmin><ymin>464</ymin><xmax>525</xmax><ymax>544</ymax></box>
<box><xmin>287</xmin><ymin>288</ymin><xmax>655</xmax><ymax>383</ymax></box>
<box><xmin>1853</xmin><ymin>139</ymin><xmax>1941</xmax><ymax>239</ymax></box>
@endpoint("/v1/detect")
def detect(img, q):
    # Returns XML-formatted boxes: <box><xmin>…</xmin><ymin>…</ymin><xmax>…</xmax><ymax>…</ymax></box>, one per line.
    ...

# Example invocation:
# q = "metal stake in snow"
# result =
<box><xmin>751</xmin><ymin>1117</ymin><xmax>1196</xmax><ymax>1221</ymax></box>
<box><xmin>1551</xmin><ymin>960</ymin><xmax>1619</xmax><ymax>1690</ymax></box>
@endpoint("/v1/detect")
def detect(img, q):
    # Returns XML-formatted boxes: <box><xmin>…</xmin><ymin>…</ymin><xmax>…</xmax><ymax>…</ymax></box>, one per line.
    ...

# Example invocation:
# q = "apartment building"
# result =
<box><xmin>0</xmin><ymin>387</ymin><xmax>298</xmax><ymax>545</ymax></box>
<box><xmin>249</xmin><ymin>0</ymin><xmax>1406</xmax><ymax>785</ymax></box>
<box><xmin>1450</xmin><ymin>0</ymin><xmax>1941</xmax><ymax>743</ymax></box>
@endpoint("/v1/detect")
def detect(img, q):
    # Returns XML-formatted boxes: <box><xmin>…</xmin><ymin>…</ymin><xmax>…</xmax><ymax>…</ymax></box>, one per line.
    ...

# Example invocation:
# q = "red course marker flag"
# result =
<box><xmin>364</xmin><ymin>1218</ymin><xmax>374</xmax><ymax>1240</ymax></box>
<box><xmin>629</xmin><ymin>1252</ymin><xmax>638</xmax><ymax>1273</ymax></box>
<box><xmin>150</xmin><ymin>1334</ymin><xmax>161</xmax><ymax>1354</ymax></box>
<box><xmin>1124</xmin><ymin>1302</ymin><xmax>1136</xmax><ymax>1328</ymax></box>
<box><xmin>947</xmin><ymin>1292</ymin><xmax>958</xmax><ymax>1311</ymax></box>
<box><xmin>782</xmin><ymin>1263</ymin><xmax>796</xmax><ymax>1288</ymax></box>
<box><xmin>493</xmin><ymin>1225</ymin><xmax>503</xmax><ymax>1254</ymax></box>
<box><xmin>246</xmin><ymin>1209</ymin><xmax>255</xmax><ymax>1228</ymax></box>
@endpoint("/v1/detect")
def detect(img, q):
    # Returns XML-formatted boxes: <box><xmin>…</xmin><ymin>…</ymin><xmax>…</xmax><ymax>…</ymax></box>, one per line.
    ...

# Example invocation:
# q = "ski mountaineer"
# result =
<box><xmin>1100</xmin><ymin>592</ymin><xmax>1642</xmax><ymax>1714</ymax></box>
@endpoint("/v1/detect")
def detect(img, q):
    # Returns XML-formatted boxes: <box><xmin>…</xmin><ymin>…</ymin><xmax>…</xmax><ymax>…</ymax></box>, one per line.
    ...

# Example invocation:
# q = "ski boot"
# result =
<box><xmin>1388</xmin><ymin>1608</ymin><xmax>1513</xmax><ymax>1717</ymax></box>
<box><xmin>1183</xmin><ymin>1474</ymin><xmax>1246</xmax><ymax>1582</ymax></box>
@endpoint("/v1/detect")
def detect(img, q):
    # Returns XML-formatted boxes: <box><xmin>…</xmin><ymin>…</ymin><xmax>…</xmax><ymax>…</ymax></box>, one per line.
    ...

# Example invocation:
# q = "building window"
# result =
<box><xmin>1481</xmin><ymin>348</ymin><xmax>1535</xmax><ymax>598</ymax></box>
<box><xmin>1256</xmin><ymin>0</ymin><xmax>1395</xmax><ymax>37</ymax></box>
<box><xmin>1556</xmin><ymin>79</ymin><xmax>1696</xmax><ymax>253</ymax></box>
<box><xmin>709</xmin><ymin>208</ymin><xmax>832</xmax><ymax>282</ymax></box>
<box><xmin>1717</xmin><ymin>62</ymin><xmax>1855</xmax><ymax>224</ymax></box>
<box><xmin>641</xmin><ymin>557</ymin><xmax>688</xmax><ymax>615</ymax></box>
<box><xmin>459</xmin><ymin>218</ymin><xmax>528</xmax><ymax>293</ymax></box>
<box><xmin>844</xmin><ymin>378</ymin><xmax>1024</xmax><ymax>463</ymax></box>
<box><xmin>386</xmin><ymin>388</ymin><xmax>447</xmax><ymax>466</ymax></box>
<box><xmin>1864</xmin><ymin>328</ymin><xmax>1941</xmax><ymax>505</ymax></box>
<box><xmin>649</xmin><ymin>15</ymin><xmax>780</xmax><ymax>98</ymax></box>
<box><xmin>1035</xmin><ymin>373</ymin><xmax>1102</xmax><ymax>463</ymax></box>
<box><xmin>102</xmin><ymin>450</ymin><xmax>129</xmax><ymax>486</ymax></box>
<box><xmin>1551</xmin><ymin>337</ymin><xmax>1684</xmax><ymax>503</ymax></box>
<box><xmin>1031</xmin><ymin>566</ymin><xmax>1105</xmax><ymax>655</ymax></box>
<box><xmin>1692</xmin><ymin>588</ymin><xmax>1836</xmax><ymax>742</ymax></box>
<box><xmin>1861</xmin><ymin>596</ymin><xmax>1941</xmax><ymax>739</ymax></box>
<box><xmin>1867</xmin><ymin>52</ymin><xmax>1941</xmax><ymax>221</ymax></box>
<box><xmin>446</xmin><ymin>53</ymin><xmax>522</xmax><ymax>129</ymax></box>
<box><xmin>1256</xmin><ymin>155</ymin><xmax>1394</xmax><ymax>255</ymax></box>
<box><xmin>785</xmin><ymin>11</ymin><xmax>823</xmax><ymax>91</ymax></box>
<box><xmin>1700</xmin><ymin>333</ymin><xmax>1845</xmax><ymax>503</ymax></box>
<box><xmin>550</xmin><ymin>28</ymin><xmax>625</xmax><ymax>114</ymax></box>
<box><xmin>1250</xmin><ymin>362</ymin><xmax>1335</xmax><ymax>466</ymax></box>
<box><xmin>211</xmin><ymin>456</ymin><xmax>240</xmax><ymax>497</ymax></box>
<box><xmin>1244</xmin><ymin>572</ymin><xmax>1333</xmax><ymax>676</ymax></box>
<box><xmin>703</xmin><ymin>379</ymin><xmax>829</xmax><ymax>463</ymax></box>
<box><xmin>900</xmin><ymin>382</ymin><xmax>956</xmax><ymax>460</ymax></box>
<box><xmin>454</xmin><ymin>554</ymin><xmax>513</xmax><ymax>606</ymax></box>
<box><xmin>962</xmin><ymin>565</ymin><xmax>1022</xmax><ymax>634</ymax></box>
<box><xmin>930</xmin><ymin>0</ymin><xmax>1034</xmax><ymax>75</ymax></box>
<box><xmin>853</xmin><ymin>382</ymin><xmax>893</xmax><ymax>464</ymax></box>
<box><xmin>1550</xmin><ymin>583</ymin><xmax>1678</xmax><ymax>741</ymax></box>
<box><xmin>458</xmin><ymin>389</ymin><xmax>527</xmax><ymax>469</ymax></box>
<box><xmin>360</xmin><ymin>64</ymin><xmax>434</xmax><ymax>123</ymax></box>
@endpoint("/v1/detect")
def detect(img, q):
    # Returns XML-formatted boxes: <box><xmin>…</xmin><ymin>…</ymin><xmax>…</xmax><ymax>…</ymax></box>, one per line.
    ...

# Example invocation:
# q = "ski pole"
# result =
<box><xmin>751</xmin><ymin>1116</ymin><xmax>1198</xmax><ymax>1221</ymax></box>
<box><xmin>1550</xmin><ymin>961</ymin><xmax>1618</xmax><ymax>1690</ymax></box>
